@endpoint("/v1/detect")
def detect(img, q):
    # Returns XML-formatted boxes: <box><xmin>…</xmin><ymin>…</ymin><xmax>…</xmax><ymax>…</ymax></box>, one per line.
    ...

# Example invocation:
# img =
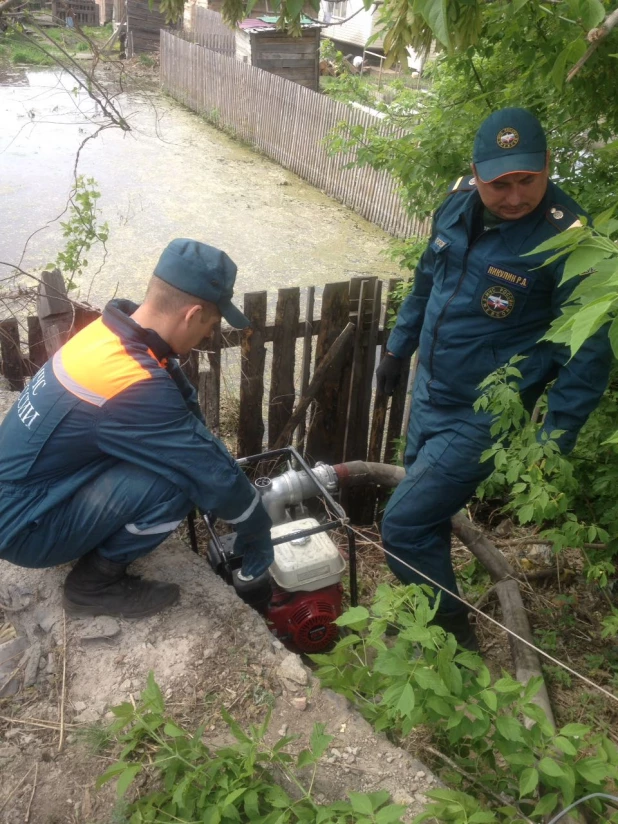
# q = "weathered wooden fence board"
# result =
<box><xmin>238</xmin><ymin>291</ymin><xmax>267</xmax><ymax>457</ymax></box>
<box><xmin>305</xmin><ymin>281</ymin><xmax>352</xmax><ymax>465</ymax></box>
<box><xmin>268</xmin><ymin>287</ymin><xmax>300</xmax><ymax>449</ymax></box>
<box><xmin>160</xmin><ymin>28</ymin><xmax>430</xmax><ymax>240</ymax></box>
<box><xmin>0</xmin><ymin>319</ymin><xmax>24</xmax><ymax>391</ymax></box>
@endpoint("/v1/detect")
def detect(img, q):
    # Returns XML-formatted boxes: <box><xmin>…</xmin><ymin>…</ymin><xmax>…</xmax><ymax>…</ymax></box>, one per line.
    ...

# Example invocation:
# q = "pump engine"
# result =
<box><xmin>203</xmin><ymin>448</ymin><xmax>353</xmax><ymax>654</ymax></box>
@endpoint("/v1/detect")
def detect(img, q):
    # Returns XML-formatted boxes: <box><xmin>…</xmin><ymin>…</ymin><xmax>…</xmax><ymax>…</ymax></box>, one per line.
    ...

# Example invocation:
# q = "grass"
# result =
<box><xmin>0</xmin><ymin>24</ymin><xmax>116</xmax><ymax>67</ymax></box>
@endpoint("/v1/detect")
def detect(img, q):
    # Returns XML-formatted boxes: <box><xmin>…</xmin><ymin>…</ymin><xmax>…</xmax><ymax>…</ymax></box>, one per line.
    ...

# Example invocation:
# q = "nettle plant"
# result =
<box><xmin>311</xmin><ymin>585</ymin><xmax>618</xmax><ymax>824</ymax></box>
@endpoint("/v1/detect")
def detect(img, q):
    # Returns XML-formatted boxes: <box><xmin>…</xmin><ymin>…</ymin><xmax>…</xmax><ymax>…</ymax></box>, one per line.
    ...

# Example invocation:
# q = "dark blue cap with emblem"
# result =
<box><xmin>154</xmin><ymin>239</ymin><xmax>249</xmax><ymax>329</ymax></box>
<box><xmin>473</xmin><ymin>107</ymin><xmax>547</xmax><ymax>183</ymax></box>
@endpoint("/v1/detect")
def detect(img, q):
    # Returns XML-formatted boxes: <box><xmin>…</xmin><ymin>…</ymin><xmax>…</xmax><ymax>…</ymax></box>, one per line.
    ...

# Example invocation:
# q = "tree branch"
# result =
<box><xmin>567</xmin><ymin>7</ymin><xmax>618</xmax><ymax>81</ymax></box>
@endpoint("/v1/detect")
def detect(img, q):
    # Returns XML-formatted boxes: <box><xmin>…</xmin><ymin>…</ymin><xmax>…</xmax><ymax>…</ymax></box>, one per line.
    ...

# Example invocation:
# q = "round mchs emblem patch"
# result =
<box><xmin>481</xmin><ymin>286</ymin><xmax>515</xmax><ymax>318</ymax></box>
<box><xmin>496</xmin><ymin>128</ymin><xmax>519</xmax><ymax>149</ymax></box>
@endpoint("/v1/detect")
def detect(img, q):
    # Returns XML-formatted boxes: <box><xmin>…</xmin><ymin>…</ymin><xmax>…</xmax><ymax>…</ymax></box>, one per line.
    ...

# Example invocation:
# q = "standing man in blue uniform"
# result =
<box><xmin>376</xmin><ymin>108</ymin><xmax>612</xmax><ymax>649</ymax></box>
<box><xmin>0</xmin><ymin>240</ymin><xmax>274</xmax><ymax>618</ymax></box>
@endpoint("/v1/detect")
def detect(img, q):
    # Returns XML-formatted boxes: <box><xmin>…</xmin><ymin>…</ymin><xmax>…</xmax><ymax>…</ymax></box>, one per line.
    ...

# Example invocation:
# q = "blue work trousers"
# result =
<box><xmin>1</xmin><ymin>462</ymin><xmax>193</xmax><ymax>568</ymax></box>
<box><xmin>381</xmin><ymin>369</ymin><xmax>494</xmax><ymax>614</ymax></box>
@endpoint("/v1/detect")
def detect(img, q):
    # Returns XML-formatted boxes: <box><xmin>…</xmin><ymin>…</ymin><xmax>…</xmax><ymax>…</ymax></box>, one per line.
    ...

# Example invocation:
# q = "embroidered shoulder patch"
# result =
<box><xmin>481</xmin><ymin>286</ymin><xmax>515</xmax><ymax>319</ymax></box>
<box><xmin>486</xmin><ymin>265</ymin><xmax>531</xmax><ymax>292</ymax></box>
<box><xmin>431</xmin><ymin>236</ymin><xmax>450</xmax><ymax>253</ymax></box>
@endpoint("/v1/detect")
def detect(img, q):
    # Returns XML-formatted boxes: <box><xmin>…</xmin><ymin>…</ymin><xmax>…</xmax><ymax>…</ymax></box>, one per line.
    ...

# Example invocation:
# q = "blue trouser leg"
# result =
<box><xmin>2</xmin><ymin>462</ymin><xmax>193</xmax><ymax>568</ymax></box>
<box><xmin>381</xmin><ymin>376</ymin><xmax>493</xmax><ymax>615</ymax></box>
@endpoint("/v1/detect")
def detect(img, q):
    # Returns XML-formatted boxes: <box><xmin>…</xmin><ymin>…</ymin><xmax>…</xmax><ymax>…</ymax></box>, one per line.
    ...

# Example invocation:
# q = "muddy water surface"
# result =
<box><xmin>0</xmin><ymin>68</ymin><xmax>399</xmax><ymax>309</ymax></box>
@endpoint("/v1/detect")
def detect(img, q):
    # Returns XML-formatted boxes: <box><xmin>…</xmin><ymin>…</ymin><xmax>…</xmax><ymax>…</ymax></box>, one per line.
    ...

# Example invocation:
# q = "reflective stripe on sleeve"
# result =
<box><xmin>221</xmin><ymin>488</ymin><xmax>260</xmax><ymax>525</ymax></box>
<box><xmin>125</xmin><ymin>519</ymin><xmax>182</xmax><ymax>535</ymax></box>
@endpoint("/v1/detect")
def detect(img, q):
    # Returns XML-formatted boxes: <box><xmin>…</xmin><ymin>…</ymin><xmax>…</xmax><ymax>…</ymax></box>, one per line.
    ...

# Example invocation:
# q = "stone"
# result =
<box><xmin>291</xmin><ymin>696</ymin><xmax>307</xmax><ymax>711</ymax></box>
<box><xmin>36</xmin><ymin>607</ymin><xmax>60</xmax><ymax>634</ymax></box>
<box><xmin>277</xmin><ymin>653</ymin><xmax>309</xmax><ymax>686</ymax></box>
<box><xmin>73</xmin><ymin>701</ymin><xmax>87</xmax><ymax>713</ymax></box>
<box><xmin>74</xmin><ymin>706</ymin><xmax>102</xmax><ymax>724</ymax></box>
<box><xmin>77</xmin><ymin>617</ymin><xmax>121</xmax><ymax>641</ymax></box>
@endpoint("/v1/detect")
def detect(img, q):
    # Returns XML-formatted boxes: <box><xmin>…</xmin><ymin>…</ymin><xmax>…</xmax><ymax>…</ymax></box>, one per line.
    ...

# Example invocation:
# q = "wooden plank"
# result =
<box><xmin>255</xmin><ymin>59</ymin><xmax>317</xmax><ymax>70</ymax></box>
<box><xmin>385</xmin><ymin>352</ymin><xmax>412</xmax><ymax>464</ymax></box>
<box><xmin>37</xmin><ymin>269</ymin><xmax>73</xmax><ymax>358</ymax></box>
<box><xmin>237</xmin><ymin>291</ymin><xmax>267</xmax><ymax>457</ymax></box>
<box><xmin>305</xmin><ymin>282</ymin><xmax>351</xmax><ymax>465</ymax></box>
<box><xmin>0</xmin><ymin>319</ymin><xmax>24</xmax><ymax>391</ymax></box>
<box><xmin>26</xmin><ymin>316</ymin><xmax>47</xmax><ymax>376</ymax></box>
<box><xmin>180</xmin><ymin>348</ymin><xmax>200</xmax><ymax>389</ymax></box>
<box><xmin>368</xmin><ymin>278</ymin><xmax>400</xmax><ymax>462</ymax></box>
<box><xmin>268</xmin><ymin>287</ymin><xmax>300</xmax><ymax>448</ymax></box>
<box><xmin>343</xmin><ymin>277</ymin><xmax>382</xmax><ymax>523</ymax></box>
<box><xmin>297</xmin><ymin>286</ymin><xmax>315</xmax><ymax>452</ymax></box>
<box><xmin>204</xmin><ymin>314</ymin><xmax>222</xmax><ymax>435</ymax></box>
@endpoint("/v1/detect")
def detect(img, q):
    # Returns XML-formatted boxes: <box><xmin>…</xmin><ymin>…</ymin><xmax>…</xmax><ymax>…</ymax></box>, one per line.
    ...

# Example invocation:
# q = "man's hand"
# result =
<box><xmin>238</xmin><ymin>532</ymin><xmax>274</xmax><ymax>579</ymax></box>
<box><xmin>376</xmin><ymin>353</ymin><xmax>403</xmax><ymax>397</ymax></box>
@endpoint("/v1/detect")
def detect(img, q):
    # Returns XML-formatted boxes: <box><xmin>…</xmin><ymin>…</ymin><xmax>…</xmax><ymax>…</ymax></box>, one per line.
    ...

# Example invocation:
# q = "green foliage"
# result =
<box><xmin>97</xmin><ymin>672</ymin><xmax>407</xmax><ymax>824</ymax></box>
<box><xmin>53</xmin><ymin>175</ymin><xmax>109</xmax><ymax>290</ymax></box>
<box><xmin>312</xmin><ymin>585</ymin><xmax>618</xmax><ymax>824</ymax></box>
<box><xmin>474</xmin><ymin>358</ymin><xmax>618</xmax><ymax>588</ymax></box>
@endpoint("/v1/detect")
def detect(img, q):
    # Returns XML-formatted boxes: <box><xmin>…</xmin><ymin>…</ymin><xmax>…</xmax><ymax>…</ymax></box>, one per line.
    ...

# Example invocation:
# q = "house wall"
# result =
<box><xmin>321</xmin><ymin>0</ymin><xmax>383</xmax><ymax>50</ymax></box>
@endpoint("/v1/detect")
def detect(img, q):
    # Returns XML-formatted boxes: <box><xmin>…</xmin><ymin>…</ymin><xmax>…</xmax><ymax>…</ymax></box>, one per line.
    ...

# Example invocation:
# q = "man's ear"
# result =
<box><xmin>185</xmin><ymin>304</ymin><xmax>202</xmax><ymax>324</ymax></box>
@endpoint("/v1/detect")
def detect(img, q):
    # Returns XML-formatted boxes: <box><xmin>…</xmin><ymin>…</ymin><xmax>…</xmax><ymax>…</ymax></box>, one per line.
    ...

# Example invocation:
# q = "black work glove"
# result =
<box><xmin>235</xmin><ymin>501</ymin><xmax>274</xmax><ymax>580</ymax></box>
<box><xmin>376</xmin><ymin>353</ymin><xmax>403</xmax><ymax>397</ymax></box>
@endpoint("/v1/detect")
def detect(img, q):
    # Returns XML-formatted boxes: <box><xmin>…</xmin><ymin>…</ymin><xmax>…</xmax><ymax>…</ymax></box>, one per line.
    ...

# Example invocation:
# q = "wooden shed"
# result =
<box><xmin>113</xmin><ymin>0</ymin><xmax>175</xmax><ymax>54</ymax></box>
<box><xmin>235</xmin><ymin>19</ymin><xmax>321</xmax><ymax>91</ymax></box>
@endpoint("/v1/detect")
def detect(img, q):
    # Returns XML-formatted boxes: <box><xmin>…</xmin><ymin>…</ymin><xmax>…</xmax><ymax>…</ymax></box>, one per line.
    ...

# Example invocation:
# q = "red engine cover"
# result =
<box><xmin>265</xmin><ymin>584</ymin><xmax>343</xmax><ymax>653</ymax></box>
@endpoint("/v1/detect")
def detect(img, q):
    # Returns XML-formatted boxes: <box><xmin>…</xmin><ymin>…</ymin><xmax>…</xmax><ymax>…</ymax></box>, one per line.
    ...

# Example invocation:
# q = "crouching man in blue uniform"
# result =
<box><xmin>0</xmin><ymin>240</ymin><xmax>274</xmax><ymax>619</ymax></box>
<box><xmin>376</xmin><ymin>108</ymin><xmax>612</xmax><ymax>650</ymax></box>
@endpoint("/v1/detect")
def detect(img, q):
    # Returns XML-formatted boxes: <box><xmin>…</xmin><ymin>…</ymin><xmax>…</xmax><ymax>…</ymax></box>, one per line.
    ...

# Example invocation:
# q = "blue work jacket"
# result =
<box><xmin>0</xmin><ymin>301</ymin><xmax>267</xmax><ymax>553</ymax></box>
<box><xmin>387</xmin><ymin>177</ymin><xmax>612</xmax><ymax>451</ymax></box>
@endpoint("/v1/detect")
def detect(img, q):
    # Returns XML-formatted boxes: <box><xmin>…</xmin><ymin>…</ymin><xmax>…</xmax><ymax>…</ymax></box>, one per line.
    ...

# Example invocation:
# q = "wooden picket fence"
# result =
<box><xmin>186</xmin><ymin>7</ymin><xmax>235</xmax><ymax>54</ymax></box>
<box><xmin>160</xmin><ymin>27</ymin><xmax>428</xmax><ymax>239</ymax></box>
<box><xmin>0</xmin><ymin>276</ymin><xmax>413</xmax><ymax>522</ymax></box>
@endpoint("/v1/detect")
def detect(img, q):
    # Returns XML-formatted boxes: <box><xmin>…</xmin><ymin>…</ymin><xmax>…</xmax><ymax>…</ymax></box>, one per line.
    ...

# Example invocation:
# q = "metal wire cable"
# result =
<box><xmin>349</xmin><ymin>526</ymin><xmax>618</xmax><ymax>707</ymax></box>
<box><xmin>546</xmin><ymin>793</ymin><xmax>618</xmax><ymax>823</ymax></box>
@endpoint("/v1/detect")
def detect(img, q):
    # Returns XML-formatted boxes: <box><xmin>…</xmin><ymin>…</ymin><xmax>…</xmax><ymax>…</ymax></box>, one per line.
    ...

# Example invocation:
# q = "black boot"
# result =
<box><xmin>432</xmin><ymin>608</ymin><xmax>480</xmax><ymax>652</ymax></box>
<box><xmin>63</xmin><ymin>552</ymin><xmax>179</xmax><ymax>619</ymax></box>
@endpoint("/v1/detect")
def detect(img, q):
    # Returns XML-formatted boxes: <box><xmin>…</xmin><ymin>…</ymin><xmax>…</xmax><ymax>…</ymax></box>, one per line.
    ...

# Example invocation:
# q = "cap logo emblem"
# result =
<box><xmin>497</xmin><ymin>128</ymin><xmax>519</xmax><ymax>149</ymax></box>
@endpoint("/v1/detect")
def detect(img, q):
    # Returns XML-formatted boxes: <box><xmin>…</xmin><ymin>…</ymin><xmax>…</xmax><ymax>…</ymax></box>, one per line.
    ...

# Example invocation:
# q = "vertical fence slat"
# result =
<box><xmin>0</xmin><ymin>319</ymin><xmax>24</xmax><ymax>391</ymax></box>
<box><xmin>238</xmin><ymin>291</ymin><xmax>267</xmax><ymax>457</ymax></box>
<box><xmin>268</xmin><ymin>287</ymin><xmax>300</xmax><ymax>449</ymax></box>
<box><xmin>26</xmin><ymin>316</ymin><xmax>47</xmax><ymax>377</ymax></box>
<box><xmin>305</xmin><ymin>282</ymin><xmax>351</xmax><ymax>465</ymax></box>
<box><xmin>368</xmin><ymin>278</ymin><xmax>400</xmax><ymax>462</ymax></box>
<box><xmin>297</xmin><ymin>286</ymin><xmax>315</xmax><ymax>453</ymax></box>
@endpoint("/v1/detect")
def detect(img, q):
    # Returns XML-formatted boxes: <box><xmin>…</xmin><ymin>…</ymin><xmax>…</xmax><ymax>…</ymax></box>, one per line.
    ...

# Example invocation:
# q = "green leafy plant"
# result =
<box><xmin>53</xmin><ymin>175</ymin><xmax>109</xmax><ymax>290</ymax></box>
<box><xmin>474</xmin><ymin>358</ymin><xmax>618</xmax><ymax>589</ymax></box>
<box><xmin>312</xmin><ymin>585</ymin><xmax>618</xmax><ymax>824</ymax></box>
<box><xmin>97</xmin><ymin>672</ymin><xmax>408</xmax><ymax>824</ymax></box>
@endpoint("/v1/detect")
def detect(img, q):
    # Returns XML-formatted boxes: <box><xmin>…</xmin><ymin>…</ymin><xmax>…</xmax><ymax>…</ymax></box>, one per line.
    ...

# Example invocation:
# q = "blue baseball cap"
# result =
<box><xmin>154</xmin><ymin>239</ymin><xmax>249</xmax><ymax>329</ymax></box>
<box><xmin>473</xmin><ymin>108</ymin><xmax>547</xmax><ymax>183</ymax></box>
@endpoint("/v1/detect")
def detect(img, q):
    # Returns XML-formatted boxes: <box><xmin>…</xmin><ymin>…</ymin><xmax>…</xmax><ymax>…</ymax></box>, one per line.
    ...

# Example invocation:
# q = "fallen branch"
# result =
<box><xmin>273</xmin><ymin>322</ymin><xmax>355</xmax><ymax>448</ymax></box>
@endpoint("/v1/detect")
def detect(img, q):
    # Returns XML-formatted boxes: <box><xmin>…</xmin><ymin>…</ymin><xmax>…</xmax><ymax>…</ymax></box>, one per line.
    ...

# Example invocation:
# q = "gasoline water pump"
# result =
<box><xmin>199</xmin><ymin>447</ymin><xmax>357</xmax><ymax>654</ymax></box>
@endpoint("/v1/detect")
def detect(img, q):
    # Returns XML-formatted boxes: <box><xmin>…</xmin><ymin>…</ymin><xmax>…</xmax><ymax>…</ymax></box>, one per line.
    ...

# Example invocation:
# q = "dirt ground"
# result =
<box><xmin>0</xmin><ymin>384</ymin><xmax>437</xmax><ymax>824</ymax></box>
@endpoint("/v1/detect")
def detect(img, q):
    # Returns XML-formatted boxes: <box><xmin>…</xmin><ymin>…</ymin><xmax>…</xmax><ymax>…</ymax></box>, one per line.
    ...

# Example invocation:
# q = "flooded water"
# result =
<box><xmin>0</xmin><ymin>67</ymin><xmax>399</xmax><ymax>309</ymax></box>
